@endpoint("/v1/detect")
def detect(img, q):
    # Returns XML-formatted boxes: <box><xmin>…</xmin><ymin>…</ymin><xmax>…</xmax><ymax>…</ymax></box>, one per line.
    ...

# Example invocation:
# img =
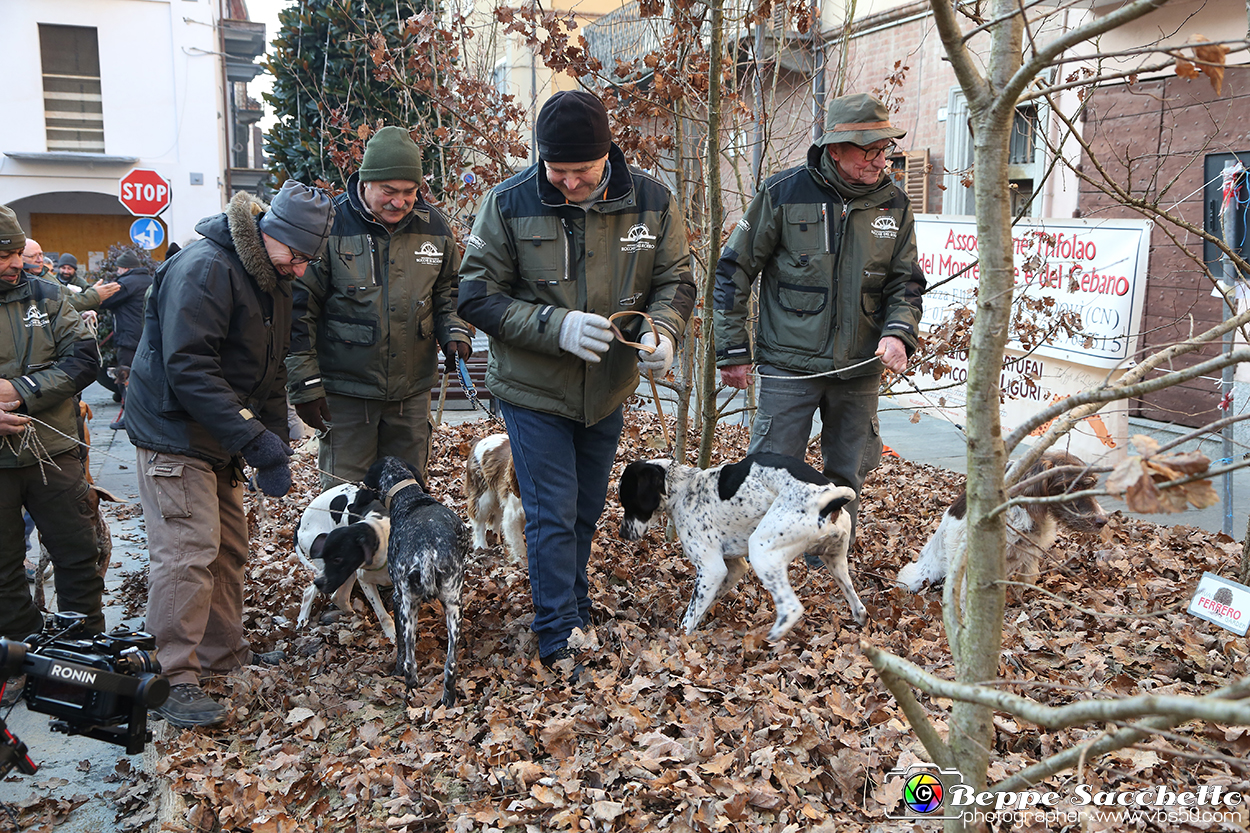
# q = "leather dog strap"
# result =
<box><xmin>384</xmin><ymin>478</ymin><xmax>418</xmax><ymax>510</ymax></box>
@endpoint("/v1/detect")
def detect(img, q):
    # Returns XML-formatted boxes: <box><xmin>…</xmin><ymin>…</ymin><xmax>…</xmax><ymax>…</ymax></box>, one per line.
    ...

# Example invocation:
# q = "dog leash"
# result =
<box><xmin>607</xmin><ymin>310</ymin><xmax>671</xmax><ymax>449</ymax></box>
<box><xmin>456</xmin><ymin>356</ymin><xmax>505</xmax><ymax>425</ymax></box>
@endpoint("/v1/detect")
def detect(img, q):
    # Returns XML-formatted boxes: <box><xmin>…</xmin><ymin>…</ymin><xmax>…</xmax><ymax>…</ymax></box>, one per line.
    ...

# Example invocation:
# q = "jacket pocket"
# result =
<box><xmin>324</xmin><ymin>314</ymin><xmax>378</xmax><ymax>346</ymax></box>
<box><xmin>777</xmin><ymin>282</ymin><xmax>828</xmax><ymax>316</ymax></box>
<box><xmin>145</xmin><ymin>459</ymin><xmax>192</xmax><ymax>519</ymax></box>
<box><xmin>416</xmin><ymin>303</ymin><xmax>433</xmax><ymax>340</ymax></box>
<box><xmin>513</xmin><ymin>217</ymin><xmax>565</xmax><ymax>282</ymax></box>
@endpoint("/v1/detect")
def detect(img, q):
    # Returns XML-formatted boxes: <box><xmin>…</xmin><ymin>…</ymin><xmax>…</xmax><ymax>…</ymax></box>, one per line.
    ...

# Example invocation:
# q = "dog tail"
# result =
<box><xmin>816</xmin><ymin>485</ymin><xmax>856</xmax><ymax>521</ymax></box>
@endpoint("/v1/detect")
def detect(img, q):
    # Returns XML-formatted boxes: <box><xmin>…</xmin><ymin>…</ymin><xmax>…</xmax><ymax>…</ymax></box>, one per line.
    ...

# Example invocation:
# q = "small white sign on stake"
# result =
<box><xmin>1187</xmin><ymin>572</ymin><xmax>1250</xmax><ymax>636</ymax></box>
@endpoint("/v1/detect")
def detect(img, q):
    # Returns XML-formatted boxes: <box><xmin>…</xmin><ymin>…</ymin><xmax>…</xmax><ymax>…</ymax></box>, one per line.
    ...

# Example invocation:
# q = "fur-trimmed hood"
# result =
<box><xmin>194</xmin><ymin>191</ymin><xmax>280</xmax><ymax>293</ymax></box>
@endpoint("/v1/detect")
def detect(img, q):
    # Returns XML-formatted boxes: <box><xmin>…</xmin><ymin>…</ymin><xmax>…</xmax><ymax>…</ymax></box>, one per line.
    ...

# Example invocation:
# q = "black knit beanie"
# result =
<box><xmin>536</xmin><ymin>91</ymin><xmax>611</xmax><ymax>163</ymax></box>
<box><xmin>116</xmin><ymin>251</ymin><xmax>142</xmax><ymax>269</ymax></box>
<box><xmin>359</xmin><ymin>127</ymin><xmax>424</xmax><ymax>183</ymax></box>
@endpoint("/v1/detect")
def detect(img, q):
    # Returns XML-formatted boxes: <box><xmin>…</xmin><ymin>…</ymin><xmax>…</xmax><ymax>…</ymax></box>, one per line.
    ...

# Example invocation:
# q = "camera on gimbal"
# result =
<box><xmin>0</xmin><ymin>612</ymin><xmax>170</xmax><ymax>777</ymax></box>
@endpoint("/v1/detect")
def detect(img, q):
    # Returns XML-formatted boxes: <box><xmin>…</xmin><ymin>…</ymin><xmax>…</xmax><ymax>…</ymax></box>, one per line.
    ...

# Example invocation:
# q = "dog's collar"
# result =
<box><xmin>384</xmin><ymin>478</ymin><xmax>419</xmax><ymax>510</ymax></box>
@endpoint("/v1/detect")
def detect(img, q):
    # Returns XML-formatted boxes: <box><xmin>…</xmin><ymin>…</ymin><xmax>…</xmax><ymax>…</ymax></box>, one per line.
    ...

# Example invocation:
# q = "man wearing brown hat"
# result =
<box><xmin>0</xmin><ymin>205</ymin><xmax>104</xmax><ymax>657</ymax></box>
<box><xmin>714</xmin><ymin>93</ymin><xmax>925</xmax><ymax>546</ymax></box>
<box><xmin>125</xmin><ymin>180</ymin><xmax>335</xmax><ymax>727</ymax></box>
<box><xmin>459</xmin><ymin>90</ymin><xmax>696</xmax><ymax>676</ymax></box>
<box><xmin>286</xmin><ymin>126</ymin><xmax>472</xmax><ymax>487</ymax></box>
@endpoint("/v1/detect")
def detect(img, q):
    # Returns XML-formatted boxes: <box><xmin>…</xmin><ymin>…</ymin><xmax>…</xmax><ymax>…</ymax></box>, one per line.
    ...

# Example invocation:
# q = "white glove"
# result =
<box><xmin>637</xmin><ymin>331</ymin><xmax>674</xmax><ymax>375</ymax></box>
<box><xmin>558</xmin><ymin>311</ymin><xmax>613</xmax><ymax>363</ymax></box>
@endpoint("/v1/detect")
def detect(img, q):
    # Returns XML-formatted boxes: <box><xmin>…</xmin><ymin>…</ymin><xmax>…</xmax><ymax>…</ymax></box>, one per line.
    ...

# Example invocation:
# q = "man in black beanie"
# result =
<box><xmin>125</xmin><ymin>180</ymin><xmax>334</xmax><ymax>727</ymax></box>
<box><xmin>287</xmin><ymin>126</ymin><xmax>472</xmax><ymax>487</ymax></box>
<box><xmin>459</xmin><ymin>90</ymin><xmax>696</xmax><ymax>679</ymax></box>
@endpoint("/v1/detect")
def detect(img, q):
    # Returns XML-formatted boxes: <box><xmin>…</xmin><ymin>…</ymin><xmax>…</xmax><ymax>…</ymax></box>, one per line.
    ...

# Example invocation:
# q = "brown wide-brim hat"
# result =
<box><xmin>819</xmin><ymin>93</ymin><xmax>907</xmax><ymax>147</ymax></box>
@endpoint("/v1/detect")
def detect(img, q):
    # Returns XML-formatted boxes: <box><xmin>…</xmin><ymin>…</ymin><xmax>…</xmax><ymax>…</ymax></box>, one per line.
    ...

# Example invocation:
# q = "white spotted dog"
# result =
<box><xmin>364</xmin><ymin>456</ymin><xmax>469</xmax><ymax>708</ymax></box>
<box><xmin>618</xmin><ymin>453</ymin><xmax>868</xmax><ymax>642</ymax></box>
<box><xmin>464</xmin><ymin>433</ymin><xmax>526</xmax><ymax>562</ymax></box>
<box><xmin>897</xmin><ymin>450</ymin><xmax>1108</xmax><ymax>591</ymax></box>
<box><xmin>296</xmin><ymin>483</ymin><xmax>394</xmax><ymax>640</ymax></box>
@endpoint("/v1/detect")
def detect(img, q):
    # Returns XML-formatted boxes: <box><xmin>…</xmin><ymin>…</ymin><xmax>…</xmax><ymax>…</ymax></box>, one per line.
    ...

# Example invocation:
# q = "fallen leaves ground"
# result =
<box><xmin>54</xmin><ymin>411</ymin><xmax>1250</xmax><ymax>831</ymax></box>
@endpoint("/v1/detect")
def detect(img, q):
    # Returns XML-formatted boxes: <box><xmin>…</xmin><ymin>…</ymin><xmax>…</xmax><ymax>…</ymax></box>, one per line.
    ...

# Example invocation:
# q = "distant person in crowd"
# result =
<box><xmin>286</xmin><ymin>127</ymin><xmax>472</xmax><ymax>488</ymax></box>
<box><xmin>21</xmin><ymin>239</ymin><xmax>50</xmax><ymax>278</ymax></box>
<box><xmin>0</xmin><ymin>205</ymin><xmax>104</xmax><ymax>708</ymax></box>
<box><xmin>57</xmin><ymin>253</ymin><xmax>84</xmax><ymax>285</ymax></box>
<box><xmin>100</xmin><ymin>251</ymin><xmax>154</xmax><ymax>431</ymax></box>
<box><xmin>458</xmin><ymin>91</ymin><xmax>696</xmax><ymax>676</ymax></box>
<box><xmin>714</xmin><ymin>93</ymin><xmax>924</xmax><ymax>548</ymax></box>
<box><xmin>163</xmin><ymin>241</ymin><xmax>181</xmax><ymax>260</ymax></box>
<box><xmin>125</xmin><ymin>180</ymin><xmax>334</xmax><ymax>728</ymax></box>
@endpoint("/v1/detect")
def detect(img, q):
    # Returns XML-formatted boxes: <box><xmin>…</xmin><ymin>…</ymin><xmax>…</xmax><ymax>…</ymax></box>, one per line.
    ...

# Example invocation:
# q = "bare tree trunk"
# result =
<box><xmin>698</xmin><ymin>0</ymin><xmax>725</xmax><ymax>468</ymax></box>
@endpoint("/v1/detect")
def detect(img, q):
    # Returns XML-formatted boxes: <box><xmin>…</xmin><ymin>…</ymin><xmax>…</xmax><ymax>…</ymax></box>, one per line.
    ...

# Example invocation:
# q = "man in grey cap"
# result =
<box><xmin>125</xmin><ymin>180</ymin><xmax>334</xmax><ymax>727</ymax></box>
<box><xmin>287</xmin><ymin>126</ymin><xmax>472</xmax><ymax>487</ymax></box>
<box><xmin>714</xmin><ymin>93</ymin><xmax>925</xmax><ymax>547</ymax></box>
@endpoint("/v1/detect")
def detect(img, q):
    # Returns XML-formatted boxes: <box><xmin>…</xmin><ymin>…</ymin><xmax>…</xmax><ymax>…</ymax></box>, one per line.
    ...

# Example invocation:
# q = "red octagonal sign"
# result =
<box><xmin>119</xmin><ymin>168</ymin><xmax>172</xmax><ymax>217</ymax></box>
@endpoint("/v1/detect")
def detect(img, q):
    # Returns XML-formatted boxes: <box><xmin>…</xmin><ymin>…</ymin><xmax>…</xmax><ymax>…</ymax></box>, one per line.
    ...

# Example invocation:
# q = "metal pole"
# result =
<box><xmin>1220</xmin><ymin>159</ymin><xmax>1245</xmax><ymax>536</ymax></box>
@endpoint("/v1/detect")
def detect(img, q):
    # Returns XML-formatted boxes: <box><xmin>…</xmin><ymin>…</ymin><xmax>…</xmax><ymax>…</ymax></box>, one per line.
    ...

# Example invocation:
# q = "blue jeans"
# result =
<box><xmin>499</xmin><ymin>400</ymin><xmax>624</xmax><ymax>658</ymax></box>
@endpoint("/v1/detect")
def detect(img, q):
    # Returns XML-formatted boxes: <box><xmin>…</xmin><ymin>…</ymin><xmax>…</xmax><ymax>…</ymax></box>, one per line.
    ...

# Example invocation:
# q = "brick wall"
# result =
<box><xmin>1079</xmin><ymin>68</ymin><xmax>1250</xmax><ymax>427</ymax></box>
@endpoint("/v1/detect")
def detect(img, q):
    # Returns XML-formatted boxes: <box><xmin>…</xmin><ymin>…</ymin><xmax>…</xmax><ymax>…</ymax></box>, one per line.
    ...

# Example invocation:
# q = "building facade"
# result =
<box><xmin>0</xmin><ymin>0</ymin><xmax>267</xmax><ymax>267</ymax></box>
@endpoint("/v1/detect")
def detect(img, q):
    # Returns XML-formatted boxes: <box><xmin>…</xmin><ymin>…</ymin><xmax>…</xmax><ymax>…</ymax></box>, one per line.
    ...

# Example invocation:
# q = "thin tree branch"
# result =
<box><xmin>993</xmin><ymin>677</ymin><xmax>1250</xmax><ymax>791</ymax></box>
<box><xmin>864</xmin><ymin>643</ymin><xmax>1250</xmax><ymax>729</ymax></box>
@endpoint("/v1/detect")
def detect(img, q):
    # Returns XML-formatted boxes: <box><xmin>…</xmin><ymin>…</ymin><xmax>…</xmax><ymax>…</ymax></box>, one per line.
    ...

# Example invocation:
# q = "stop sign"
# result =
<box><xmin>119</xmin><ymin>168</ymin><xmax>172</xmax><ymax>217</ymax></box>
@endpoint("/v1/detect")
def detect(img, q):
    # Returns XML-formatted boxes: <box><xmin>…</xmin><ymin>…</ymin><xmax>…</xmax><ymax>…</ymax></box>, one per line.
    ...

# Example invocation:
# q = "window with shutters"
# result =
<box><xmin>890</xmin><ymin>149</ymin><xmax>930</xmax><ymax>213</ymax></box>
<box><xmin>943</xmin><ymin>88</ymin><xmax>1046</xmax><ymax>217</ymax></box>
<box><xmin>38</xmin><ymin>24</ymin><xmax>104</xmax><ymax>153</ymax></box>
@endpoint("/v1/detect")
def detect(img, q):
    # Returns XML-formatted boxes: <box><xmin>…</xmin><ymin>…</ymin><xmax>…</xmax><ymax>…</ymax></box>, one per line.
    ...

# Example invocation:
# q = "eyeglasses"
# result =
<box><xmin>287</xmin><ymin>249</ymin><xmax>315</xmax><ymax>266</ymax></box>
<box><xmin>858</xmin><ymin>141</ymin><xmax>898</xmax><ymax>162</ymax></box>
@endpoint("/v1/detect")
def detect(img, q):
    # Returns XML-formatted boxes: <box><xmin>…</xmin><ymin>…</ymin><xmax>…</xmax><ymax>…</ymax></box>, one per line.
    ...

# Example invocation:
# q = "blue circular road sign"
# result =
<box><xmin>129</xmin><ymin>217</ymin><xmax>165</xmax><ymax>250</ymax></box>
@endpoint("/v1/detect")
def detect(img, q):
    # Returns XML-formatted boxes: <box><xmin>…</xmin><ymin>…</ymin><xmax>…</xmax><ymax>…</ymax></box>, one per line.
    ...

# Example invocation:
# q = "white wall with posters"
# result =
<box><xmin>896</xmin><ymin>215</ymin><xmax>1152</xmax><ymax>464</ymax></box>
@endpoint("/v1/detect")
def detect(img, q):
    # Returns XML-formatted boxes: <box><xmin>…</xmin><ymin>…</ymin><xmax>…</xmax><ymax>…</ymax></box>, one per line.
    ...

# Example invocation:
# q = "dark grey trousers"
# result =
<box><xmin>0</xmin><ymin>453</ymin><xmax>105</xmax><ymax>639</ymax></box>
<box><xmin>319</xmin><ymin>391</ymin><xmax>432</xmax><ymax>490</ymax></box>
<box><xmin>746</xmin><ymin>366</ymin><xmax>883</xmax><ymax>538</ymax></box>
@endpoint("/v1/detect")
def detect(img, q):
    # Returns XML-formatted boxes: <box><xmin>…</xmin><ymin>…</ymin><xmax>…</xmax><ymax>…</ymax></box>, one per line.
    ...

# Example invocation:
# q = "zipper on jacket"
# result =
<box><xmin>368</xmin><ymin>235</ymin><xmax>379</xmax><ymax>286</ymax></box>
<box><xmin>822</xmin><ymin>204</ymin><xmax>831</xmax><ymax>254</ymax></box>
<box><xmin>560</xmin><ymin>219</ymin><xmax>571</xmax><ymax>282</ymax></box>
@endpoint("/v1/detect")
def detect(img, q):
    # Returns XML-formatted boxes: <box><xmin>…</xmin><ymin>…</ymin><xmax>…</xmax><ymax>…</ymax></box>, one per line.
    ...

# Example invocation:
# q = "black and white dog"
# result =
<box><xmin>619</xmin><ymin>453</ymin><xmax>868</xmax><ymax>642</ymax></box>
<box><xmin>295</xmin><ymin>483</ymin><xmax>393</xmax><ymax>641</ymax></box>
<box><xmin>896</xmin><ymin>450</ymin><xmax>1108</xmax><ymax>591</ymax></box>
<box><xmin>364</xmin><ymin>456</ymin><xmax>469</xmax><ymax>708</ymax></box>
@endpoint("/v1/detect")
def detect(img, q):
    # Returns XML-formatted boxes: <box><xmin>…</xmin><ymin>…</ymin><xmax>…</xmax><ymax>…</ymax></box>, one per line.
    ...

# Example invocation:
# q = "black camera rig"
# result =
<box><xmin>0</xmin><ymin>613</ymin><xmax>170</xmax><ymax>778</ymax></box>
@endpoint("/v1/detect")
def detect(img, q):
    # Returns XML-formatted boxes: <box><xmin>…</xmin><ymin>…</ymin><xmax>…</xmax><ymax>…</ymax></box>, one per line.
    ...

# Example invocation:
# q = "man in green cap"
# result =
<box><xmin>287</xmin><ymin>126</ymin><xmax>472</xmax><ymax>486</ymax></box>
<box><xmin>0</xmin><ymin>205</ymin><xmax>104</xmax><ymax>655</ymax></box>
<box><xmin>714</xmin><ymin>93</ymin><xmax>925</xmax><ymax>547</ymax></box>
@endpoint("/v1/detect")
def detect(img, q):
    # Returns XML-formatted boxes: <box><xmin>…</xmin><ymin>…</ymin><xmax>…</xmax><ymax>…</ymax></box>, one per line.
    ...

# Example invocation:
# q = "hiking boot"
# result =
<box><xmin>109</xmin><ymin>413</ymin><xmax>125</xmax><ymax>431</ymax></box>
<box><xmin>157</xmin><ymin>683</ymin><xmax>227</xmax><ymax>728</ymax></box>
<box><xmin>1</xmin><ymin>674</ymin><xmax>26</xmax><ymax>708</ymax></box>
<box><xmin>540</xmin><ymin>646</ymin><xmax>584</xmax><ymax>683</ymax></box>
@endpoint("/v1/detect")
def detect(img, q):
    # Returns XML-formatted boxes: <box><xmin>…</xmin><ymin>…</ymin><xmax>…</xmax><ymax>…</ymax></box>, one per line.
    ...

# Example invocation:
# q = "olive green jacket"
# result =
<box><xmin>0</xmin><ymin>275</ymin><xmax>99</xmax><ymax>467</ymax></box>
<box><xmin>714</xmin><ymin>145</ymin><xmax>923</xmax><ymax>378</ymax></box>
<box><xmin>458</xmin><ymin>146</ymin><xmax>697</xmax><ymax>424</ymax></box>
<box><xmin>286</xmin><ymin>174</ymin><xmax>471</xmax><ymax>404</ymax></box>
